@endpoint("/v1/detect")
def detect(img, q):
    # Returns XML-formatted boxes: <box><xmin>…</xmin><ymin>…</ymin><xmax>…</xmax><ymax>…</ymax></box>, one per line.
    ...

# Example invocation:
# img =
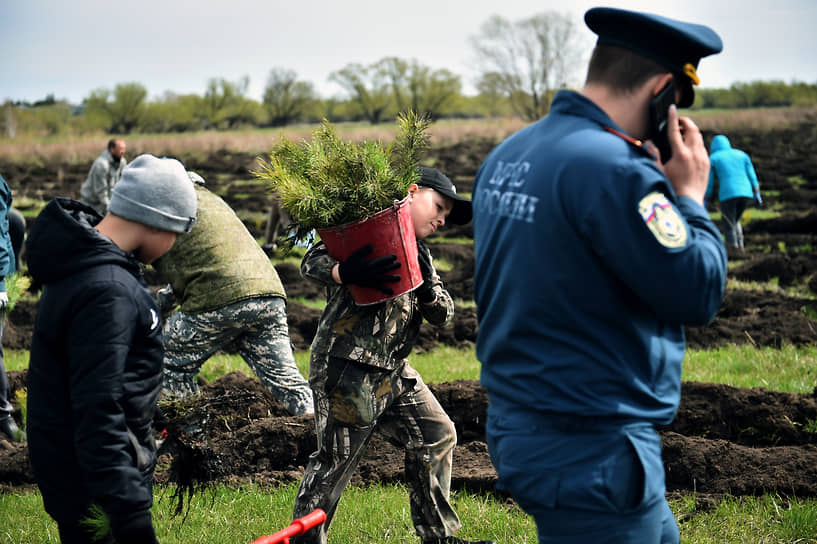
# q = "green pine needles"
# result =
<box><xmin>254</xmin><ymin>111</ymin><xmax>430</xmax><ymax>244</ymax></box>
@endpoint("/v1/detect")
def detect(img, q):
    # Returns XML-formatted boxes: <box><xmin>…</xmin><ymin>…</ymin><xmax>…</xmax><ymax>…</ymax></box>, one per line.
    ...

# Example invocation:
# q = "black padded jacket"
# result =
<box><xmin>25</xmin><ymin>198</ymin><xmax>163</xmax><ymax>538</ymax></box>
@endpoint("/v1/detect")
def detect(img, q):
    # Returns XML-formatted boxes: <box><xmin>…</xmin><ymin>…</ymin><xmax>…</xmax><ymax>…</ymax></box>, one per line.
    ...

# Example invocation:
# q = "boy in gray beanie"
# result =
<box><xmin>26</xmin><ymin>154</ymin><xmax>196</xmax><ymax>544</ymax></box>
<box><xmin>108</xmin><ymin>154</ymin><xmax>198</xmax><ymax>236</ymax></box>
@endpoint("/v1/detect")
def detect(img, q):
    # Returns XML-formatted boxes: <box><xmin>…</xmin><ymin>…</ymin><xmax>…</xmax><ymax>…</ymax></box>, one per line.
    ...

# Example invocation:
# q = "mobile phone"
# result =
<box><xmin>648</xmin><ymin>80</ymin><xmax>676</xmax><ymax>163</ymax></box>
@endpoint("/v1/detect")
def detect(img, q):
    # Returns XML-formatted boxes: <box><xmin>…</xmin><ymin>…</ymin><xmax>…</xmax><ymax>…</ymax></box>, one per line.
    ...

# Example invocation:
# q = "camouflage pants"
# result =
<box><xmin>161</xmin><ymin>296</ymin><xmax>314</xmax><ymax>415</ymax></box>
<box><xmin>292</xmin><ymin>356</ymin><xmax>461</xmax><ymax>543</ymax></box>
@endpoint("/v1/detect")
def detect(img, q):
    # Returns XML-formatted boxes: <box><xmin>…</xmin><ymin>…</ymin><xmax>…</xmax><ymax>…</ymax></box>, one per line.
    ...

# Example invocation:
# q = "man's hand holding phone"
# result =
<box><xmin>648</xmin><ymin>81</ymin><xmax>676</xmax><ymax>163</ymax></box>
<box><xmin>661</xmin><ymin>104</ymin><xmax>710</xmax><ymax>206</ymax></box>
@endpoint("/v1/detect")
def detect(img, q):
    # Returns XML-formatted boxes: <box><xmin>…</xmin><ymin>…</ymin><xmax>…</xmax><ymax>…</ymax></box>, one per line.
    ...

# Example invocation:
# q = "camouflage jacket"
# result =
<box><xmin>153</xmin><ymin>185</ymin><xmax>285</xmax><ymax>313</ymax></box>
<box><xmin>302</xmin><ymin>241</ymin><xmax>454</xmax><ymax>370</ymax></box>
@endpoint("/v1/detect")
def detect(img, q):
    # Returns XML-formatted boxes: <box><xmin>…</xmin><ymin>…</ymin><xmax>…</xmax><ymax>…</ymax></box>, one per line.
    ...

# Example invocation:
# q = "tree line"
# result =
<box><xmin>2</xmin><ymin>10</ymin><xmax>816</xmax><ymax>138</ymax></box>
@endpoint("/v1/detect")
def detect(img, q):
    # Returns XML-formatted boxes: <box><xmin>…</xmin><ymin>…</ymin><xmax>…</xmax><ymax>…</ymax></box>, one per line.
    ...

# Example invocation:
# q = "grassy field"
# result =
<box><xmin>4</xmin><ymin>343</ymin><xmax>817</xmax><ymax>543</ymax></box>
<box><xmin>1</xmin><ymin>106</ymin><xmax>814</xmax><ymax>166</ymax></box>
<box><xmin>3</xmin><ymin>109</ymin><xmax>817</xmax><ymax>541</ymax></box>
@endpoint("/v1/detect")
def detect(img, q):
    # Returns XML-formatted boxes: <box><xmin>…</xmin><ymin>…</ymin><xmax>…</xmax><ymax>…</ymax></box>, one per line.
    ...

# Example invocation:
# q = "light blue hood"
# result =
<box><xmin>710</xmin><ymin>134</ymin><xmax>731</xmax><ymax>153</ymax></box>
<box><xmin>705</xmin><ymin>134</ymin><xmax>759</xmax><ymax>201</ymax></box>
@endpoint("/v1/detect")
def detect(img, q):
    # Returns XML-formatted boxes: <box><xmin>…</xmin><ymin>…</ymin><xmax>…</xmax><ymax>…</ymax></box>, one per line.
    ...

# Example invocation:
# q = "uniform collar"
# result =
<box><xmin>550</xmin><ymin>90</ymin><xmax>657</xmax><ymax>160</ymax></box>
<box><xmin>551</xmin><ymin>90</ymin><xmax>622</xmax><ymax>133</ymax></box>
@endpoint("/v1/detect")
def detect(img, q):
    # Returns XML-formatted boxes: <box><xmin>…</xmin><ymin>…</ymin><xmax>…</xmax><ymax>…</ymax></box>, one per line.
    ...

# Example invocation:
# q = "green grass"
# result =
<box><xmin>6</xmin><ymin>343</ymin><xmax>817</xmax><ymax>542</ymax></box>
<box><xmin>708</xmin><ymin>206</ymin><xmax>781</xmax><ymax>223</ymax></box>
<box><xmin>192</xmin><ymin>350</ymin><xmax>311</xmax><ymax>386</ymax></box>
<box><xmin>289</xmin><ymin>296</ymin><xmax>327</xmax><ymax>310</ymax></box>
<box><xmin>427</xmin><ymin>236</ymin><xmax>474</xmax><ymax>245</ymax></box>
<box><xmin>684</xmin><ymin>344</ymin><xmax>817</xmax><ymax>393</ymax></box>
<box><xmin>726</xmin><ymin>277</ymin><xmax>816</xmax><ymax>300</ymax></box>
<box><xmin>5</xmin><ymin>483</ymin><xmax>817</xmax><ymax>543</ymax></box>
<box><xmin>788</xmin><ymin>175</ymin><xmax>808</xmax><ymax>188</ymax></box>
<box><xmin>0</xmin><ymin>482</ymin><xmax>533</xmax><ymax>544</ymax></box>
<box><xmin>11</xmin><ymin>195</ymin><xmax>48</xmax><ymax>218</ymax></box>
<box><xmin>8</xmin><ymin>343</ymin><xmax>816</xmax><ymax>392</ymax></box>
<box><xmin>671</xmin><ymin>494</ymin><xmax>817</xmax><ymax>543</ymax></box>
<box><xmin>432</xmin><ymin>258</ymin><xmax>454</xmax><ymax>272</ymax></box>
<box><xmin>152</xmin><ymin>344</ymin><xmax>483</xmax><ymax>388</ymax></box>
<box><xmin>3</xmin><ymin>349</ymin><xmax>31</xmax><ymax>372</ymax></box>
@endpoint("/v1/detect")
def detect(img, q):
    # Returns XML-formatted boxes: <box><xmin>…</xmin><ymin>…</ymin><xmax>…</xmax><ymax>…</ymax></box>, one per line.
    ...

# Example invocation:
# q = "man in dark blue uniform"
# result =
<box><xmin>472</xmin><ymin>7</ymin><xmax>728</xmax><ymax>544</ymax></box>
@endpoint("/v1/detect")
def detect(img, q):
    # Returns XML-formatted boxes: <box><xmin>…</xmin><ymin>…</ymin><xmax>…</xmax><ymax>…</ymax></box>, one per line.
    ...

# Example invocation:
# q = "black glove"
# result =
<box><xmin>415</xmin><ymin>241</ymin><xmax>436</xmax><ymax>303</ymax></box>
<box><xmin>338</xmin><ymin>244</ymin><xmax>401</xmax><ymax>295</ymax></box>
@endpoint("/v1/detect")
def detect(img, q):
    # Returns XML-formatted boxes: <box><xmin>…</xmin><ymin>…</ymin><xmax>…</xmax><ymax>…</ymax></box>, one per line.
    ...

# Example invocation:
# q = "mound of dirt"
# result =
<box><xmin>7</xmin><ymin>372</ymin><xmax>817</xmax><ymax>504</ymax></box>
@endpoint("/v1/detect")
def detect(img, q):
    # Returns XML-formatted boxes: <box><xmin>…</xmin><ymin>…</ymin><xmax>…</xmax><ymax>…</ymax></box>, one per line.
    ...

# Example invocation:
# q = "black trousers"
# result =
<box><xmin>719</xmin><ymin>197</ymin><xmax>752</xmax><ymax>249</ymax></box>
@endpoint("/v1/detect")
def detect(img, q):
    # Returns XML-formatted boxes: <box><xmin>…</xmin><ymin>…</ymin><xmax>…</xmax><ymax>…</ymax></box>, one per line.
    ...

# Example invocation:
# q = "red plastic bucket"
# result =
<box><xmin>317</xmin><ymin>197</ymin><xmax>422</xmax><ymax>306</ymax></box>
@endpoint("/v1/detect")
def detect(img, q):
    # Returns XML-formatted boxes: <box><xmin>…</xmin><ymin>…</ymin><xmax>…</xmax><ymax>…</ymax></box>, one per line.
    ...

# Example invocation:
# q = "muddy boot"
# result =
<box><xmin>422</xmin><ymin>537</ymin><xmax>496</xmax><ymax>544</ymax></box>
<box><xmin>0</xmin><ymin>416</ymin><xmax>24</xmax><ymax>442</ymax></box>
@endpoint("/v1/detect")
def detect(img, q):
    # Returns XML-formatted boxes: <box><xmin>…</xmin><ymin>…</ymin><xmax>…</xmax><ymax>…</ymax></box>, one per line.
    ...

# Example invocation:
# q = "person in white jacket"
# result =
<box><xmin>79</xmin><ymin>138</ymin><xmax>127</xmax><ymax>215</ymax></box>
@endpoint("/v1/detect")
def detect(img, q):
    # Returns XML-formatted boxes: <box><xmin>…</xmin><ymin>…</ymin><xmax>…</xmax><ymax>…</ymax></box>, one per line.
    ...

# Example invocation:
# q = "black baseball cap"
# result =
<box><xmin>417</xmin><ymin>166</ymin><xmax>472</xmax><ymax>225</ymax></box>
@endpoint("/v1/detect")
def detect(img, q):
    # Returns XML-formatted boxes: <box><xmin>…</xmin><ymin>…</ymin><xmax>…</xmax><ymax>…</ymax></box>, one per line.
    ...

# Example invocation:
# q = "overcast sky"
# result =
<box><xmin>1</xmin><ymin>0</ymin><xmax>815</xmax><ymax>104</ymax></box>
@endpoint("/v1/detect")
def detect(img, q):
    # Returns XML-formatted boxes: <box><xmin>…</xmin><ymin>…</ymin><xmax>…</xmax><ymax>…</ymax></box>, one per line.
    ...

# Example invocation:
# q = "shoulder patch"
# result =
<box><xmin>638</xmin><ymin>191</ymin><xmax>688</xmax><ymax>248</ymax></box>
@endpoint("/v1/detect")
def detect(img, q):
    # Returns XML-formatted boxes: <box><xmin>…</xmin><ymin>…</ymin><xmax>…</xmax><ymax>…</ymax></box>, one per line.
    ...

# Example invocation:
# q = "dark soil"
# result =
<box><xmin>2</xmin><ymin>123</ymin><xmax>817</xmax><ymax>509</ymax></box>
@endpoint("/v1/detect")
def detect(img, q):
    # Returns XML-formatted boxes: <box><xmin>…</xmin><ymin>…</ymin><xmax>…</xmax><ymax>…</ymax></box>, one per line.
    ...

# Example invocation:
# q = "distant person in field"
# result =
<box><xmin>26</xmin><ymin>155</ymin><xmax>197</xmax><ymax>544</ymax></box>
<box><xmin>153</xmin><ymin>171</ymin><xmax>313</xmax><ymax>416</ymax></box>
<box><xmin>80</xmin><ymin>138</ymin><xmax>127</xmax><ymax>215</ymax></box>
<box><xmin>705</xmin><ymin>134</ymin><xmax>762</xmax><ymax>249</ymax></box>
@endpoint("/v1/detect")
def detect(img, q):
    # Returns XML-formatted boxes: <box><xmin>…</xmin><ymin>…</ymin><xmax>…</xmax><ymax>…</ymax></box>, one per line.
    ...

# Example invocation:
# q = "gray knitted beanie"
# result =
<box><xmin>109</xmin><ymin>154</ymin><xmax>197</xmax><ymax>234</ymax></box>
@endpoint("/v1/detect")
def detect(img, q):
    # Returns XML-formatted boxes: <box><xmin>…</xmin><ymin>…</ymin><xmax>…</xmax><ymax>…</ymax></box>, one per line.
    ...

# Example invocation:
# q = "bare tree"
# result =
<box><xmin>470</xmin><ymin>12</ymin><xmax>585</xmax><ymax>120</ymax></box>
<box><xmin>203</xmin><ymin>76</ymin><xmax>258</xmax><ymax>129</ymax></box>
<box><xmin>376</xmin><ymin>57</ymin><xmax>461</xmax><ymax>119</ymax></box>
<box><xmin>83</xmin><ymin>82</ymin><xmax>147</xmax><ymax>133</ymax></box>
<box><xmin>330</xmin><ymin>63</ymin><xmax>392</xmax><ymax>124</ymax></box>
<box><xmin>262</xmin><ymin>68</ymin><xmax>316</xmax><ymax>126</ymax></box>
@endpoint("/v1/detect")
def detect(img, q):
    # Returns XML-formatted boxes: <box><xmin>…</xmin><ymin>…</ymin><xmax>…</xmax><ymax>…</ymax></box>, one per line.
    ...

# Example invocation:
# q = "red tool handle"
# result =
<box><xmin>251</xmin><ymin>509</ymin><xmax>327</xmax><ymax>544</ymax></box>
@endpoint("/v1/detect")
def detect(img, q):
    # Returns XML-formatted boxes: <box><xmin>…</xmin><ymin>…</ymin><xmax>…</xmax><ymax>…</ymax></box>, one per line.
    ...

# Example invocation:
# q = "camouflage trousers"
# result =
<box><xmin>161</xmin><ymin>296</ymin><xmax>314</xmax><ymax>415</ymax></box>
<box><xmin>292</xmin><ymin>356</ymin><xmax>461</xmax><ymax>543</ymax></box>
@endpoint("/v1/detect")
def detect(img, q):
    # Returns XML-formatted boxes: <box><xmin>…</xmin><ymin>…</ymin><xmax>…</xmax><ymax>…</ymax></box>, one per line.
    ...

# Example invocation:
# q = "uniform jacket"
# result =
<box><xmin>25</xmin><ymin>197</ymin><xmax>162</xmax><ymax>527</ymax></box>
<box><xmin>473</xmin><ymin>90</ymin><xmax>727</xmax><ymax>425</ymax></box>
<box><xmin>302</xmin><ymin>241</ymin><xmax>453</xmax><ymax>370</ymax></box>
<box><xmin>79</xmin><ymin>149</ymin><xmax>127</xmax><ymax>214</ymax></box>
<box><xmin>705</xmin><ymin>134</ymin><xmax>760</xmax><ymax>202</ymax></box>
<box><xmin>152</xmin><ymin>184</ymin><xmax>285</xmax><ymax>313</ymax></box>
<box><xmin>0</xmin><ymin>174</ymin><xmax>15</xmax><ymax>291</ymax></box>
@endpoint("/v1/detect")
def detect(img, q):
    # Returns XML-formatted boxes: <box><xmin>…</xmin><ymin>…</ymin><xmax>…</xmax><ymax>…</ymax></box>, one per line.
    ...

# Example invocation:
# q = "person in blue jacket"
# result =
<box><xmin>0</xmin><ymin>173</ymin><xmax>22</xmax><ymax>442</ymax></box>
<box><xmin>472</xmin><ymin>7</ymin><xmax>728</xmax><ymax>544</ymax></box>
<box><xmin>705</xmin><ymin>134</ymin><xmax>761</xmax><ymax>249</ymax></box>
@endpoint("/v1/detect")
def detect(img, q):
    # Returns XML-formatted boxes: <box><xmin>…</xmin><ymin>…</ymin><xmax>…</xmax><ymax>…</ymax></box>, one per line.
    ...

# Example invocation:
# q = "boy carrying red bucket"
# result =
<box><xmin>290</xmin><ymin>167</ymin><xmax>494</xmax><ymax>544</ymax></box>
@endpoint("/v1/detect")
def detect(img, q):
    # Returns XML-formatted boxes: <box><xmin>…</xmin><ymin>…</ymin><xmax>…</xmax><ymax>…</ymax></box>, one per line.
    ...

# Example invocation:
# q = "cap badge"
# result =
<box><xmin>683</xmin><ymin>63</ymin><xmax>700</xmax><ymax>85</ymax></box>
